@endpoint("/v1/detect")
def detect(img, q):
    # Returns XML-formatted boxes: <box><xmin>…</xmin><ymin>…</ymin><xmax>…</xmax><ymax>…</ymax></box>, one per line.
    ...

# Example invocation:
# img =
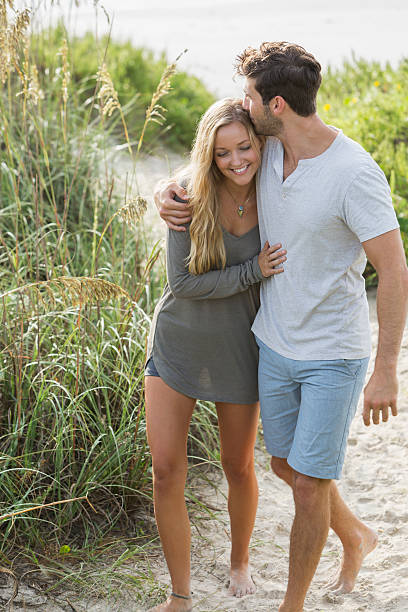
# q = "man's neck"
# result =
<box><xmin>278</xmin><ymin>114</ymin><xmax>338</xmax><ymax>167</ymax></box>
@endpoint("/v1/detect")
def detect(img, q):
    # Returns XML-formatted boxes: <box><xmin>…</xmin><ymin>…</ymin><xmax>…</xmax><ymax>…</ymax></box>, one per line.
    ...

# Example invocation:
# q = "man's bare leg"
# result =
<box><xmin>272</xmin><ymin>457</ymin><xmax>378</xmax><ymax>595</ymax></box>
<box><xmin>327</xmin><ymin>484</ymin><xmax>377</xmax><ymax>593</ymax></box>
<box><xmin>279</xmin><ymin>472</ymin><xmax>331</xmax><ymax>612</ymax></box>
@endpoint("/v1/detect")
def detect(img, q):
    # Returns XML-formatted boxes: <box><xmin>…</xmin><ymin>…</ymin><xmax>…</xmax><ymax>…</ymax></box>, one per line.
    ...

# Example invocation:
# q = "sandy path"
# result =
<box><xmin>147</xmin><ymin>310</ymin><xmax>408</xmax><ymax>612</ymax></box>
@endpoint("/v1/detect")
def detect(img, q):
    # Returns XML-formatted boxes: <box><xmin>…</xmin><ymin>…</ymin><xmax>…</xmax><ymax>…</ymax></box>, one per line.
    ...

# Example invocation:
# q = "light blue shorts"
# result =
<box><xmin>256</xmin><ymin>336</ymin><xmax>369</xmax><ymax>480</ymax></box>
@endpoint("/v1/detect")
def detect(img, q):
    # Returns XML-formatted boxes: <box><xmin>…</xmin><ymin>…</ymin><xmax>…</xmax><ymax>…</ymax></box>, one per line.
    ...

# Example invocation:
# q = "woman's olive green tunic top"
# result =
<box><xmin>147</xmin><ymin>223</ymin><xmax>263</xmax><ymax>403</ymax></box>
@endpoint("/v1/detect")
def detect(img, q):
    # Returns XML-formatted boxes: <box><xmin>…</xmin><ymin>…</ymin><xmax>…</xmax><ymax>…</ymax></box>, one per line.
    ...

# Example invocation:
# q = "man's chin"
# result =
<box><xmin>252</xmin><ymin>120</ymin><xmax>280</xmax><ymax>137</ymax></box>
<box><xmin>255</xmin><ymin>126</ymin><xmax>278</xmax><ymax>137</ymax></box>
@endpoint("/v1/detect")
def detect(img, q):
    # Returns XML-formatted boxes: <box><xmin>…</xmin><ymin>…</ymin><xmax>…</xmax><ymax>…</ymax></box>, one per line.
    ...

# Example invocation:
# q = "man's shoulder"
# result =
<box><xmin>333</xmin><ymin>131</ymin><xmax>377</xmax><ymax>169</ymax></box>
<box><xmin>327</xmin><ymin>131</ymin><xmax>383</xmax><ymax>186</ymax></box>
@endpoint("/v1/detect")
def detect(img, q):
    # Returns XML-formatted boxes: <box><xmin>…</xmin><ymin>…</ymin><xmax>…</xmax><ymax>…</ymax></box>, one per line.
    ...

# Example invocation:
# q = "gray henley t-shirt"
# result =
<box><xmin>252</xmin><ymin>130</ymin><xmax>400</xmax><ymax>360</ymax></box>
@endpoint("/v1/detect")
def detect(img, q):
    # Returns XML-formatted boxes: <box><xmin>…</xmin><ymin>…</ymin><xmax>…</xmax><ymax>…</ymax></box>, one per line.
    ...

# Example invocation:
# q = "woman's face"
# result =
<box><xmin>213</xmin><ymin>121</ymin><xmax>260</xmax><ymax>187</ymax></box>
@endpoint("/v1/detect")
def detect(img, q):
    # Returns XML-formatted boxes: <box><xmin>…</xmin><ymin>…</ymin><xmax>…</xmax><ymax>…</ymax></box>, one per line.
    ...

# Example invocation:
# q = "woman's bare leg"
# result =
<box><xmin>145</xmin><ymin>376</ymin><xmax>196</xmax><ymax>611</ymax></box>
<box><xmin>216</xmin><ymin>401</ymin><xmax>260</xmax><ymax>598</ymax></box>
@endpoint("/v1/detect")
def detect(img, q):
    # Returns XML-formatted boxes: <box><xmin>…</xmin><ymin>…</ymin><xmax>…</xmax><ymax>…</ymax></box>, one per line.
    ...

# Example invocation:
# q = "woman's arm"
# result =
<box><xmin>166</xmin><ymin>227</ymin><xmax>285</xmax><ymax>300</ymax></box>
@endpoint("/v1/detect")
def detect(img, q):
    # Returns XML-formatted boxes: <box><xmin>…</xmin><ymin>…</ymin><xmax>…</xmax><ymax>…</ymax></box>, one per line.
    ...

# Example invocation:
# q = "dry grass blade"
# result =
<box><xmin>0</xmin><ymin>277</ymin><xmax>131</xmax><ymax>310</ymax></box>
<box><xmin>0</xmin><ymin>567</ymin><xmax>18</xmax><ymax>607</ymax></box>
<box><xmin>0</xmin><ymin>495</ymin><xmax>95</xmax><ymax>521</ymax></box>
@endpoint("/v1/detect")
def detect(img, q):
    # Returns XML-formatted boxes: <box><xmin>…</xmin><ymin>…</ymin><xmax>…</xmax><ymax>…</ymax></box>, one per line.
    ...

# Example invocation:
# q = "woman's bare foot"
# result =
<box><xmin>228</xmin><ymin>564</ymin><xmax>256</xmax><ymax>598</ymax></box>
<box><xmin>148</xmin><ymin>593</ymin><xmax>192</xmax><ymax>612</ymax></box>
<box><xmin>328</xmin><ymin>526</ymin><xmax>378</xmax><ymax>594</ymax></box>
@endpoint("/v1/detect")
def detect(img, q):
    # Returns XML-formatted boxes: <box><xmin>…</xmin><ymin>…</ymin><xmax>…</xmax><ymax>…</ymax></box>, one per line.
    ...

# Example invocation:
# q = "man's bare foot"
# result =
<box><xmin>228</xmin><ymin>565</ymin><xmax>256</xmax><ymax>598</ymax></box>
<box><xmin>328</xmin><ymin>526</ymin><xmax>378</xmax><ymax>594</ymax></box>
<box><xmin>148</xmin><ymin>593</ymin><xmax>192</xmax><ymax>612</ymax></box>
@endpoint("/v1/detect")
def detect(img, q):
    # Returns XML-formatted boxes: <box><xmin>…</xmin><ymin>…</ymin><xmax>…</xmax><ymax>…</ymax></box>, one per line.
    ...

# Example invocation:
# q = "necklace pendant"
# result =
<box><xmin>237</xmin><ymin>205</ymin><xmax>244</xmax><ymax>217</ymax></box>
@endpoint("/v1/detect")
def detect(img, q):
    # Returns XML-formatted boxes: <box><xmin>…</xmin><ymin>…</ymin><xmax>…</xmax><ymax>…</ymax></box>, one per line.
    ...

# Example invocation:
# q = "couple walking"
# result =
<box><xmin>144</xmin><ymin>42</ymin><xmax>408</xmax><ymax>611</ymax></box>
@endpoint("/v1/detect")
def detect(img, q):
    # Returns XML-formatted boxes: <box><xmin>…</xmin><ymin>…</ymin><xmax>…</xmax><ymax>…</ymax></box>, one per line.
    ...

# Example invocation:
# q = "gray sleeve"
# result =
<box><xmin>166</xmin><ymin>227</ymin><xmax>263</xmax><ymax>300</ymax></box>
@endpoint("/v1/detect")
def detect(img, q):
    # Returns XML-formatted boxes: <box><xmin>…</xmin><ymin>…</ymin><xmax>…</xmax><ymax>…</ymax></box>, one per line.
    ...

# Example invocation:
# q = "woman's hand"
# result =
<box><xmin>258</xmin><ymin>241</ymin><xmax>287</xmax><ymax>277</ymax></box>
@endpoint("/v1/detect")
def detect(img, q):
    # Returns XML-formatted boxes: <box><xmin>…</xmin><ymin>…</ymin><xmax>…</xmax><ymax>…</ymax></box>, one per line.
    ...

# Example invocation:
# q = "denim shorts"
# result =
<box><xmin>256</xmin><ymin>336</ymin><xmax>369</xmax><ymax>480</ymax></box>
<box><xmin>145</xmin><ymin>356</ymin><xmax>160</xmax><ymax>377</ymax></box>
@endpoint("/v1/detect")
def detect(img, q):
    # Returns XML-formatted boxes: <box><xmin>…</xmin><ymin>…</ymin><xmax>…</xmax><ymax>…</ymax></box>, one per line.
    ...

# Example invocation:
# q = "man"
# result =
<box><xmin>155</xmin><ymin>42</ymin><xmax>408</xmax><ymax>611</ymax></box>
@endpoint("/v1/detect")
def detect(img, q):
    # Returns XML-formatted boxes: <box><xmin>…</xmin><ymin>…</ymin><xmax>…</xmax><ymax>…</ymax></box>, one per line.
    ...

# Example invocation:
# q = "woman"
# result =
<box><xmin>145</xmin><ymin>98</ymin><xmax>286</xmax><ymax>612</ymax></box>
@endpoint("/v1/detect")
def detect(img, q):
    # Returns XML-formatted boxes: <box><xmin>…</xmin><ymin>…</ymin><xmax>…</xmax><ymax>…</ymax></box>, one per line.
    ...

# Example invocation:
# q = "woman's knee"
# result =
<box><xmin>221</xmin><ymin>454</ymin><xmax>255</xmax><ymax>484</ymax></box>
<box><xmin>152</xmin><ymin>456</ymin><xmax>187</xmax><ymax>491</ymax></box>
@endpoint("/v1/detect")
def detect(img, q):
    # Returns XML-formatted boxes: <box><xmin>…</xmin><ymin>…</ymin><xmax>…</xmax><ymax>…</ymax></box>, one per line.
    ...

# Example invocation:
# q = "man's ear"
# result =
<box><xmin>269</xmin><ymin>95</ymin><xmax>286</xmax><ymax>115</ymax></box>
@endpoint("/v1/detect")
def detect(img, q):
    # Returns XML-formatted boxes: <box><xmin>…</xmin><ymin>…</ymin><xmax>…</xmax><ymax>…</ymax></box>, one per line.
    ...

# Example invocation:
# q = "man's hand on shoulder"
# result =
<box><xmin>153</xmin><ymin>180</ymin><xmax>192</xmax><ymax>231</ymax></box>
<box><xmin>363</xmin><ymin>366</ymin><xmax>398</xmax><ymax>426</ymax></box>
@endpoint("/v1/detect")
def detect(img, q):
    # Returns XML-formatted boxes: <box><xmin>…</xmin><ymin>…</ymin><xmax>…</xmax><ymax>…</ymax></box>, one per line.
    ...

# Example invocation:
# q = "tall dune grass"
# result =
<box><xmin>0</xmin><ymin>1</ymin><xmax>220</xmax><ymax>598</ymax></box>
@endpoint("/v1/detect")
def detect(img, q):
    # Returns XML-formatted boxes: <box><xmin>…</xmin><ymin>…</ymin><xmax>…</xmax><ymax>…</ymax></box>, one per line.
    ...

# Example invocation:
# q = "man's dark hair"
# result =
<box><xmin>236</xmin><ymin>42</ymin><xmax>322</xmax><ymax>116</ymax></box>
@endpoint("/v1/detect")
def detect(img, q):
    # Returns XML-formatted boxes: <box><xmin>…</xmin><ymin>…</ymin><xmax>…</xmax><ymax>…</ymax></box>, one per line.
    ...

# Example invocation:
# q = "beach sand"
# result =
<box><xmin>146</xmin><ymin>313</ymin><xmax>408</xmax><ymax>612</ymax></box>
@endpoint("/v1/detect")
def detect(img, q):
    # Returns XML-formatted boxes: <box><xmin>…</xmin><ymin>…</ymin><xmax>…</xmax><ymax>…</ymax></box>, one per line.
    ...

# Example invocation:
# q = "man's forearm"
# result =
<box><xmin>374</xmin><ymin>269</ymin><xmax>408</xmax><ymax>369</ymax></box>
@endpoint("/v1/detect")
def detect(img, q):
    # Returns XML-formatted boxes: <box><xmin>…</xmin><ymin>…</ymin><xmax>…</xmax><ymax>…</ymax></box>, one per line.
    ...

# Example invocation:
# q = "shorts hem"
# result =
<box><xmin>263</xmin><ymin>443</ymin><xmax>290</xmax><ymax>459</ymax></box>
<box><xmin>287</xmin><ymin>457</ymin><xmax>341</xmax><ymax>480</ymax></box>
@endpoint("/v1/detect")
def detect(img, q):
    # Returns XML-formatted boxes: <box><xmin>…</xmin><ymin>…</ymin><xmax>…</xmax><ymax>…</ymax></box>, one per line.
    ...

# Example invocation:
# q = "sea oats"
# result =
<box><xmin>56</xmin><ymin>38</ymin><xmax>70</xmax><ymax>104</ymax></box>
<box><xmin>0</xmin><ymin>2</ymin><xmax>30</xmax><ymax>84</ymax></box>
<box><xmin>137</xmin><ymin>49</ymin><xmax>187</xmax><ymax>154</ymax></box>
<box><xmin>118</xmin><ymin>197</ymin><xmax>148</xmax><ymax>228</ymax></box>
<box><xmin>97</xmin><ymin>63</ymin><xmax>120</xmax><ymax>118</ymax></box>
<box><xmin>28</xmin><ymin>63</ymin><xmax>43</xmax><ymax>104</ymax></box>
<box><xmin>0</xmin><ymin>277</ymin><xmax>131</xmax><ymax>311</ymax></box>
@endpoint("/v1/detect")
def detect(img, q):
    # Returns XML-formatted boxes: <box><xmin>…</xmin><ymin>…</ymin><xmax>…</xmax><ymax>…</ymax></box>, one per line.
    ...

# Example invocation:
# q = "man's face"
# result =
<box><xmin>242</xmin><ymin>77</ymin><xmax>283</xmax><ymax>137</ymax></box>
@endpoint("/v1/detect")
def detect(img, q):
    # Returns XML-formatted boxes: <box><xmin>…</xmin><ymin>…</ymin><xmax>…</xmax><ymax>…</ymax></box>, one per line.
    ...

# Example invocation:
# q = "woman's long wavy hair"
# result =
<box><xmin>181</xmin><ymin>98</ymin><xmax>262</xmax><ymax>275</ymax></box>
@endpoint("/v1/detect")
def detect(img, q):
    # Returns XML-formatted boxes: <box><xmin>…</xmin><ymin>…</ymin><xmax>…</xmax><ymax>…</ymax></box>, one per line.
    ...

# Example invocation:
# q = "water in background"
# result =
<box><xmin>26</xmin><ymin>0</ymin><xmax>408</xmax><ymax>97</ymax></box>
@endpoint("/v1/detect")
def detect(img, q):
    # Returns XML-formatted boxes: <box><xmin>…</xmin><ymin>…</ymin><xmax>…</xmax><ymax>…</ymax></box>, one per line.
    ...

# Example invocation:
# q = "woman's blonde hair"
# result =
<box><xmin>181</xmin><ymin>98</ymin><xmax>261</xmax><ymax>275</ymax></box>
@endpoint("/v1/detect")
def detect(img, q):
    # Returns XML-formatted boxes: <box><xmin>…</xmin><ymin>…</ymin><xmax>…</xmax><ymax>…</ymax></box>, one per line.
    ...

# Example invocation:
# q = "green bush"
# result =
<box><xmin>32</xmin><ymin>24</ymin><xmax>215</xmax><ymax>152</ymax></box>
<box><xmin>318</xmin><ymin>57</ymin><xmax>408</xmax><ymax>280</ymax></box>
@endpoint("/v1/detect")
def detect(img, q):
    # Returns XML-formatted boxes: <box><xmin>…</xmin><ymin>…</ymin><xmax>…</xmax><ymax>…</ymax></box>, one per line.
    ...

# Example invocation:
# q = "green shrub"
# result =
<box><xmin>318</xmin><ymin>57</ymin><xmax>408</xmax><ymax>280</ymax></box>
<box><xmin>31</xmin><ymin>24</ymin><xmax>215</xmax><ymax>152</ymax></box>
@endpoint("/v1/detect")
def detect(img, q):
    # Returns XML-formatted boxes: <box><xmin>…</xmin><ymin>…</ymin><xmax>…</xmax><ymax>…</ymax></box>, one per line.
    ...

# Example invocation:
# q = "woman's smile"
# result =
<box><xmin>230</xmin><ymin>164</ymin><xmax>250</xmax><ymax>175</ymax></box>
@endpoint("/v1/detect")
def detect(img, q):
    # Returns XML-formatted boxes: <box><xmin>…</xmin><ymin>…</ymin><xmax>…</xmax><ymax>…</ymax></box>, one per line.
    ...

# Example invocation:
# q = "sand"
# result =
<box><xmin>146</xmin><ymin>311</ymin><xmax>408</xmax><ymax>612</ymax></box>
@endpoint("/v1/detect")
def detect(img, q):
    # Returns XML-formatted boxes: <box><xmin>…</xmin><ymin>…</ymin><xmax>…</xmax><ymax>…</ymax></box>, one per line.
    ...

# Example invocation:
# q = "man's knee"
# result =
<box><xmin>270</xmin><ymin>456</ymin><xmax>292</xmax><ymax>481</ymax></box>
<box><xmin>292</xmin><ymin>472</ymin><xmax>331</xmax><ymax>512</ymax></box>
